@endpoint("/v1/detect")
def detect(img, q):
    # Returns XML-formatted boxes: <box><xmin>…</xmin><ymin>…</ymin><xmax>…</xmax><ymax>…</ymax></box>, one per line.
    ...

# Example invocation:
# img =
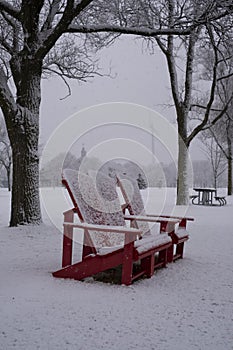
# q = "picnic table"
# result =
<box><xmin>192</xmin><ymin>188</ymin><xmax>217</xmax><ymax>205</ymax></box>
<box><xmin>190</xmin><ymin>188</ymin><xmax>227</xmax><ymax>206</ymax></box>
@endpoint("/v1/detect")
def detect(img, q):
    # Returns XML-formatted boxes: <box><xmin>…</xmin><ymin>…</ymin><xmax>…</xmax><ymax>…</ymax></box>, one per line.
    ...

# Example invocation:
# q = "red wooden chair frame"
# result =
<box><xmin>52</xmin><ymin>170</ymin><xmax>175</xmax><ymax>285</ymax></box>
<box><xmin>117</xmin><ymin>176</ymin><xmax>194</xmax><ymax>262</ymax></box>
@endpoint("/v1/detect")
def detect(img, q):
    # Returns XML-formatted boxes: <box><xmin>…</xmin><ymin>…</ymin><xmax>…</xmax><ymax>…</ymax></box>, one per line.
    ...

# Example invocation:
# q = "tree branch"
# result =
<box><xmin>217</xmin><ymin>71</ymin><xmax>233</xmax><ymax>81</ymax></box>
<box><xmin>66</xmin><ymin>24</ymin><xmax>192</xmax><ymax>37</ymax></box>
<box><xmin>190</xmin><ymin>104</ymin><xmax>222</xmax><ymax>112</ymax></box>
<box><xmin>209</xmin><ymin>127</ymin><xmax>229</xmax><ymax>160</ymax></box>
<box><xmin>21</xmin><ymin>0</ymin><xmax>44</xmax><ymax>49</ymax></box>
<box><xmin>0</xmin><ymin>67</ymin><xmax>17</xmax><ymax>117</ymax></box>
<box><xmin>36</xmin><ymin>0</ymin><xmax>94</xmax><ymax>59</ymax></box>
<box><xmin>0</xmin><ymin>0</ymin><xmax>21</xmax><ymax>20</ymax></box>
<box><xmin>43</xmin><ymin>66</ymin><xmax>72</xmax><ymax>100</ymax></box>
<box><xmin>183</xmin><ymin>30</ymin><xmax>198</xmax><ymax>111</ymax></box>
<box><xmin>187</xmin><ymin>24</ymin><xmax>219</xmax><ymax>145</ymax></box>
<box><xmin>163</xmin><ymin>0</ymin><xmax>182</xmax><ymax>115</ymax></box>
<box><xmin>0</xmin><ymin>34</ymin><xmax>13</xmax><ymax>54</ymax></box>
<box><xmin>40</xmin><ymin>0</ymin><xmax>61</xmax><ymax>32</ymax></box>
<box><xmin>0</xmin><ymin>11</ymin><xmax>21</xmax><ymax>54</ymax></box>
<box><xmin>155</xmin><ymin>36</ymin><xmax>168</xmax><ymax>55</ymax></box>
<box><xmin>204</xmin><ymin>93</ymin><xmax>233</xmax><ymax>128</ymax></box>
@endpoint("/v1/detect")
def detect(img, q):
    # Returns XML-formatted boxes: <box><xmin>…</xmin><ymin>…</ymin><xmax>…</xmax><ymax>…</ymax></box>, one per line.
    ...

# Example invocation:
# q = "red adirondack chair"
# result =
<box><xmin>117</xmin><ymin>175</ymin><xmax>194</xmax><ymax>262</ymax></box>
<box><xmin>52</xmin><ymin>169</ymin><xmax>176</xmax><ymax>285</ymax></box>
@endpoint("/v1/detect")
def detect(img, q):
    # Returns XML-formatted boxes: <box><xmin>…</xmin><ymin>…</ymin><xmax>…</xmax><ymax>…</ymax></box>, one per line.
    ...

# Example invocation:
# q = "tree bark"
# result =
<box><xmin>227</xmin><ymin>135</ymin><xmax>232</xmax><ymax>195</ymax></box>
<box><xmin>7</xmin><ymin>167</ymin><xmax>11</xmax><ymax>192</ymax></box>
<box><xmin>8</xmin><ymin>109</ymin><xmax>41</xmax><ymax>226</ymax></box>
<box><xmin>176</xmin><ymin>137</ymin><xmax>190</xmax><ymax>205</ymax></box>
<box><xmin>213</xmin><ymin>172</ymin><xmax>217</xmax><ymax>189</ymax></box>
<box><xmin>5</xmin><ymin>58</ymin><xmax>43</xmax><ymax>226</ymax></box>
<box><xmin>176</xmin><ymin>111</ymin><xmax>190</xmax><ymax>205</ymax></box>
<box><xmin>227</xmin><ymin>157</ymin><xmax>232</xmax><ymax>196</ymax></box>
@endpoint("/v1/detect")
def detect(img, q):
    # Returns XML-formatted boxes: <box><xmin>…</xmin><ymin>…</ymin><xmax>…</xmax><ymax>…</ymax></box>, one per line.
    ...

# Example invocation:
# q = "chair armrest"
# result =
<box><xmin>146</xmin><ymin>214</ymin><xmax>194</xmax><ymax>221</ymax></box>
<box><xmin>63</xmin><ymin>208</ymin><xmax>76</xmax><ymax>216</ymax></box>
<box><xmin>121</xmin><ymin>203</ymin><xmax>128</xmax><ymax>210</ymax></box>
<box><xmin>123</xmin><ymin>215</ymin><xmax>180</xmax><ymax>225</ymax></box>
<box><xmin>124</xmin><ymin>214</ymin><xmax>180</xmax><ymax>233</ymax></box>
<box><xmin>63</xmin><ymin>222</ymin><xmax>141</xmax><ymax>237</ymax></box>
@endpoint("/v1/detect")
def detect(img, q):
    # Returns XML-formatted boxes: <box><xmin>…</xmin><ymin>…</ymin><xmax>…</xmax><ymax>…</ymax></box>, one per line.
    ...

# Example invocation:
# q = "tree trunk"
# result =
<box><xmin>227</xmin><ymin>157</ymin><xmax>232</xmax><ymax>195</ymax></box>
<box><xmin>227</xmin><ymin>135</ymin><xmax>232</xmax><ymax>196</ymax></box>
<box><xmin>213</xmin><ymin>172</ymin><xmax>217</xmax><ymax>189</ymax></box>
<box><xmin>5</xmin><ymin>58</ymin><xmax>43</xmax><ymax>226</ymax></box>
<box><xmin>9</xmin><ymin>112</ymin><xmax>41</xmax><ymax>226</ymax></box>
<box><xmin>176</xmin><ymin>110</ymin><xmax>190</xmax><ymax>205</ymax></box>
<box><xmin>176</xmin><ymin>136</ymin><xmax>190</xmax><ymax>205</ymax></box>
<box><xmin>7</xmin><ymin>167</ymin><xmax>11</xmax><ymax>192</ymax></box>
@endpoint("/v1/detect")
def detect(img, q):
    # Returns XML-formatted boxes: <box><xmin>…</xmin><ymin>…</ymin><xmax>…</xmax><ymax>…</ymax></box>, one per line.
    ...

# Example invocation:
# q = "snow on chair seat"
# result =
<box><xmin>134</xmin><ymin>234</ymin><xmax>172</xmax><ymax>255</ymax></box>
<box><xmin>52</xmin><ymin>169</ymin><xmax>173</xmax><ymax>285</ymax></box>
<box><xmin>175</xmin><ymin>228</ymin><xmax>189</xmax><ymax>240</ymax></box>
<box><xmin>99</xmin><ymin>234</ymin><xmax>172</xmax><ymax>256</ymax></box>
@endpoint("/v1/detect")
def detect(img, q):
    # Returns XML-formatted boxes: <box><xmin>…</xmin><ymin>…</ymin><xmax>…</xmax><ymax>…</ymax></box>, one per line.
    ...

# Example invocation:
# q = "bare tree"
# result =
<box><xmin>0</xmin><ymin>0</ymin><xmax>101</xmax><ymax>226</ymax></box>
<box><xmin>85</xmin><ymin>1</ymin><xmax>233</xmax><ymax>205</ymax></box>
<box><xmin>205</xmin><ymin>116</ymin><xmax>233</xmax><ymax>194</ymax></box>
<box><xmin>0</xmin><ymin>0</ymin><xmax>206</xmax><ymax>227</ymax></box>
<box><xmin>224</xmin><ymin>117</ymin><xmax>233</xmax><ymax>195</ymax></box>
<box><xmin>140</xmin><ymin>0</ymin><xmax>233</xmax><ymax>204</ymax></box>
<box><xmin>0</xmin><ymin>0</ymin><xmax>232</xmax><ymax>225</ymax></box>
<box><xmin>213</xmin><ymin>64</ymin><xmax>233</xmax><ymax>195</ymax></box>
<box><xmin>200</xmin><ymin>131</ymin><xmax>227</xmax><ymax>188</ymax></box>
<box><xmin>193</xmin><ymin>31</ymin><xmax>233</xmax><ymax>194</ymax></box>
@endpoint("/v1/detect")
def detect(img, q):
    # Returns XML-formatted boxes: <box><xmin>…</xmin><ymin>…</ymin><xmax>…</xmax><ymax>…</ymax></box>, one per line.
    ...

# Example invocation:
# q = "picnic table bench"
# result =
<box><xmin>190</xmin><ymin>188</ymin><xmax>227</xmax><ymax>206</ymax></box>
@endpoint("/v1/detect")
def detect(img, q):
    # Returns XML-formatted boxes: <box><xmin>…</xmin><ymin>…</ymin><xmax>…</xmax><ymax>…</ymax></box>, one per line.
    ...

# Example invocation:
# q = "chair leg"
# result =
<box><xmin>176</xmin><ymin>242</ymin><xmax>184</xmax><ymax>259</ymax></box>
<box><xmin>62</xmin><ymin>231</ymin><xmax>73</xmax><ymax>267</ymax></box>
<box><xmin>121</xmin><ymin>243</ymin><xmax>134</xmax><ymax>285</ymax></box>
<box><xmin>158</xmin><ymin>248</ymin><xmax>168</xmax><ymax>267</ymax></box>
<box><xmin>82</xmin><ymin>229</ymin><xmax>96</xmax><ymax>258</ymax></box>
<box><xmin>167</xmin><ymin>245</ymin><xmax>174</xmax><ymax>263</ymax></box>
<box><xmin>141</xmin><ymin>255</ymin><xmax>155</xmax><ymax>278</ymax></box>
<box><xmin>62</xmin><ymin>210</ymin><xmax>74</xmax><ymax>267</ymax></box>
<box><xmin>121</xmin><ymin>264</ymin><xmax>133</xmax><ymax>286</ymax></box>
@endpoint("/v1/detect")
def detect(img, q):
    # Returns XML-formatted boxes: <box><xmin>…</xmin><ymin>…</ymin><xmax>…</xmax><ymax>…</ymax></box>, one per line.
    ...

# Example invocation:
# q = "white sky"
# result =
<box><xmin>40</xmin><ymin>36</ymin><xmax>205</xmax><ymax>163</ymax></box>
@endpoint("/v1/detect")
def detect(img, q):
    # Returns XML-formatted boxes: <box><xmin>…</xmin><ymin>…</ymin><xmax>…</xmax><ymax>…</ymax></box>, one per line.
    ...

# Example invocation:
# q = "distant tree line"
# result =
<box><xmin>1</xmin><ymin>129</ymin><xmax>230</xmax><ymax>190</ymax></box>
<box><xmin>37</xmin><ymin>152</ymin><xmax>230</xmax><ymax>189</ymax></box>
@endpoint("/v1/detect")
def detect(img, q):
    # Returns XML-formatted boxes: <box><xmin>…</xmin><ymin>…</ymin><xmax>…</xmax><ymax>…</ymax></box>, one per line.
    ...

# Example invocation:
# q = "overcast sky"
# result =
<box><xmin>40</xmin><ymin>36</ymin><xmax>205</xmax><ymax>163</ymax></box>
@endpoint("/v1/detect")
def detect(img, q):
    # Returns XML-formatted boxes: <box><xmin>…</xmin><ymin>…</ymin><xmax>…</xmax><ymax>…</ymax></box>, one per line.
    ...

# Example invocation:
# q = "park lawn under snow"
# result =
<box><xmin>0</xmin><ymin>187</ymin><xmax>233</xmax><ymax>350</ymax></box>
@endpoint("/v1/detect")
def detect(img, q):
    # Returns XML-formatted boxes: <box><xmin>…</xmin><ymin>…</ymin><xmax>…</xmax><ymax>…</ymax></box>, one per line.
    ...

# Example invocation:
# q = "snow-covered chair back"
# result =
<box><xmin>117</xmin><ymin>175</ymin><xmax>150</xmax><ymax>235</ymax></box>
<box><xmin>62</xmin><ymin>169</ymin><xmax>125</xmax><ymax>250</ymax></box>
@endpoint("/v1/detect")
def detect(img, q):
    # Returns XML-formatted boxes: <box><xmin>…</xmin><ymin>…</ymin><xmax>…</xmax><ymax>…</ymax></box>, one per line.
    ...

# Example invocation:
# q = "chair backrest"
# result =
<box><xmin>117</xmin><ymin>175</ymin><xmax>150</xmax><ymax>235</ymax></box>
<box><xmin>62</xmin><ymin>169</ymin><xmax>125</xmax><ymax>250</ymax></box>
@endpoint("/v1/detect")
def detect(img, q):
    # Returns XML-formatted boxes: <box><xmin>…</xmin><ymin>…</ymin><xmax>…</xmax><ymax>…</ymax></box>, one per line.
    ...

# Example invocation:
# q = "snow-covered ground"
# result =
<box><xmin>0</xmin><ymin>187</ymin><xmax>233</xmax><ymax>350</ymax></box>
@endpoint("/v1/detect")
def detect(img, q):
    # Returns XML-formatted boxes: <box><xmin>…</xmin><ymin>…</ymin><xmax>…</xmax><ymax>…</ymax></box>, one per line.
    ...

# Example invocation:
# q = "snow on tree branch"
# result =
<box><xmin>36</xmin><ymin>0</ymin><xmax>94</xmax><ymax>59</ymax></box>
<box><xmin>0</xmin><ymin>67</ymin><xmax>17</xmax><ymax>116</ymax></box>
<box><xmin>66</xmin><ymin>24</ymin><xmax>192</xmax><ymax>37</ymax></box>
<box><xmin>40</xmin><ymin>0</ymin><xmax>61</xmax><ymax>32</ymax></box>
<box><xmin>0</xmin><ymin>0</ymin><xmax>20</xmax><ymax>20</ymax></box>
